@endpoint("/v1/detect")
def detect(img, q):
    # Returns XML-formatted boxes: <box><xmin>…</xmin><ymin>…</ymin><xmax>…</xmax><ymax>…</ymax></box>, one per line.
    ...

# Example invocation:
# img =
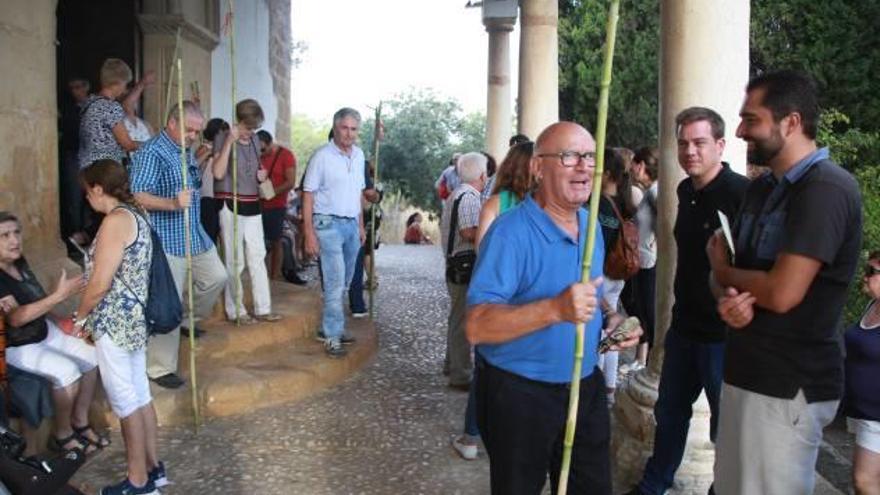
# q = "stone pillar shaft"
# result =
<box><xmin>653</xmin><ymin>0</ymin><xmax>750</xmax><ymax>370</ymax></box>
<box><xmin>517</xmin><ymin>0</ymin><xmax>558</xmax><ymax>139</ymax></box>
<box><xmin>485</xmin><ymin>20</ymin><xmax>514</xmax><ymax>163</ymax></box>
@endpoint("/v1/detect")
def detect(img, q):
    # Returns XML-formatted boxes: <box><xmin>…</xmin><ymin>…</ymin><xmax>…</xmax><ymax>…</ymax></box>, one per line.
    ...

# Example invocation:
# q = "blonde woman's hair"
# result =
<box><xmin>99</xmin><ymin>58</ymin><xmax>133</xmax><ymax>88</ymax></box>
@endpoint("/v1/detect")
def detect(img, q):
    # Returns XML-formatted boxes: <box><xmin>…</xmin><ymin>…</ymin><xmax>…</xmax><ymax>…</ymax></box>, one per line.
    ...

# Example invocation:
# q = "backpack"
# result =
<box><xmin>603</xmin><ymin>199</ymin><xmax>640</xmax><ymax>280</ymax></box>
<box><xmin>115</xmin><ymin>207</ymin><xmax>183</xmax><ymax>335</ymax></box>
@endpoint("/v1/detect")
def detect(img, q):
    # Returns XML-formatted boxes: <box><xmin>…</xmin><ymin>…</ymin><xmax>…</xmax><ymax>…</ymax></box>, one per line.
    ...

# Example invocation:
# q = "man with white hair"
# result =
<box><xmin>440</xmin><ymin>152</ymin><xmax>487</xmax><ymax>389</ymax></box>
<box><xmin>302</xmin><ymin>107</ymin><xmax>367</xmax><ymax>358</ymax></box>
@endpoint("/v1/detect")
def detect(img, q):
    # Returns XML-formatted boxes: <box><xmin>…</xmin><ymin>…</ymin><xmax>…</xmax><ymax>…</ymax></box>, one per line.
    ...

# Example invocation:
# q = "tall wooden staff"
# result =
<box><xmin>368</xmin><ymin>103</ymin><xmax>382</xmax><ymax>319</ymax></box>
<box><xmin>557</xmin><ymin>0</ymin><xmax>620</xmax><ymax>493</ymax></box>
<box><xmin>163</xmin><ymin>27</ymin><xmax>182</xmax><ymax>122</ymax></box>
<box><xmin>176</xmin><ymin>59</ymin><xmax>201</xmax><ymax>431</ymax></box>
<box><xmin>226</xmin><ymin>0</ymin><xmax>241</xmax><ymax>324</ymax></box>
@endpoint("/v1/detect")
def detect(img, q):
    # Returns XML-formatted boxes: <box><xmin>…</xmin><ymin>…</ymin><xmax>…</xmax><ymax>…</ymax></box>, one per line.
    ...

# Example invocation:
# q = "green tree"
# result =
<box><xmin>290</xmin><ymin>113</ymin><xmax>330</xmax><ymax>182</ymax></box>
<box><xmin>558</xmin><ymin>0</ymin><xmax>660</xmax><ymax>149</ymax></box>
<box><xmin>558</xmin><ymin>0</ymin><xmax>880</xmax><ymax>147</ymax></box>
<box><xmin>360</xmin><ymin>89</ymin><xmax>486</xmax><ymax>213</ymax></box>
<box><xmin>750</xmin><ymin>0</ymin><xmax>880</xmax><ymax>131</ymax></box>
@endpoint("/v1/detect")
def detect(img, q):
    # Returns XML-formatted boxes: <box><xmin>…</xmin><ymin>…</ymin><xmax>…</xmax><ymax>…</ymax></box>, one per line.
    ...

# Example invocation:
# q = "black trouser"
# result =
<box><xmin>476</xmin><ymin>360</ymin><xmax>611</xmax><ymax>495</ymax></box>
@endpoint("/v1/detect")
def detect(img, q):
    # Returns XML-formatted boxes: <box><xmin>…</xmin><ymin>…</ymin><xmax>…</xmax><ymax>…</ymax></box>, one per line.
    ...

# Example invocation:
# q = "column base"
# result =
<box><xmin>612</xmin><ymin>368</ymin><xmax>715</xmax><ymax>494</ymax></box>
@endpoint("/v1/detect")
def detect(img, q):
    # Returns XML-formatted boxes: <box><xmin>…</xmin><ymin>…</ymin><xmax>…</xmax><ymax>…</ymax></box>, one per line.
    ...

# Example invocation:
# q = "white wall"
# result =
<box><xmin>211</xmin><ymin>0</ymin><xmax>277</xmax><ymax>137</ymax></box>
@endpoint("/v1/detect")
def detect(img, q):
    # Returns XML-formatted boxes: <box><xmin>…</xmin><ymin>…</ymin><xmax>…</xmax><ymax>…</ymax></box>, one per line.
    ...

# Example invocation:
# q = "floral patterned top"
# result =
<box><xmin>77</xmin><ymin>95</ymin><xmax>127</xmax><ymax>168</ymax></box>
<box><xmin>85</xmin><ymin>205</ymin><xmax>152</xmax><ymax>351</ymax></box>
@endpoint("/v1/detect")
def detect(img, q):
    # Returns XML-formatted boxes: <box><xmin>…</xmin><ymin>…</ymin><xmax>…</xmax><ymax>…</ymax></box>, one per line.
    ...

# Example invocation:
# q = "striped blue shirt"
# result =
<box><xmin>130</xmin><ymin>131</ymin><xmax>213</xmax><ymax>257</ymax></box>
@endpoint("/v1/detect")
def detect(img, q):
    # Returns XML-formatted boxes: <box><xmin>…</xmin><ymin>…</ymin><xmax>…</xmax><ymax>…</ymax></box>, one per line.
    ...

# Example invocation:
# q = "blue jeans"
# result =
<box><xmin>348</xmin><ymin>246</ymin><xmax>366</xmax><ymax>313</ymax></box>
<box><xmin>638</xmin><ymin>329</ymin><xmax>725</xmax><ymax>495</ymax></box>
<box><xmin>463</xmin><ymin>353</ymin><xmax>483</xmax><ymax>437</ymax></box>
<box><xmin>314</xmin><ymin>215</ymin><xmax>360</xmax><ymax>341</ymax></box>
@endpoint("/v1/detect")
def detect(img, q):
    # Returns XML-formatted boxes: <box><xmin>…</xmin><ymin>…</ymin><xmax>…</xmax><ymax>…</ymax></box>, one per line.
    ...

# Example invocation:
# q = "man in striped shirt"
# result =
<box><xmin>130</xmin><ymin>101</ymin><xmax>227</xmax><ymax>389</ymax></box>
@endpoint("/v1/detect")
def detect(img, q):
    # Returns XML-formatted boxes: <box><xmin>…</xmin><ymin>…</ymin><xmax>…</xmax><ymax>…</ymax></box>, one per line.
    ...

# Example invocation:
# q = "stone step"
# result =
<box><xmin>91</xmin><ymin>286</ymin><xmax>377</xmax><ymax>428</ymax></box>
<box><xmin>177</xmin><ymin>283</ymin><xmax>322</xmax><ymax>365</ymax></box>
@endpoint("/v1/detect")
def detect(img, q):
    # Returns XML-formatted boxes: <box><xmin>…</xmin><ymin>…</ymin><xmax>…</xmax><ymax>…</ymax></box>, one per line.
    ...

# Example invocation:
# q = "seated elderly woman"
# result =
<box><xmin>0</xmin><ymin>211</ymin><xmax>108</xmax><ymax>455</ymax></box>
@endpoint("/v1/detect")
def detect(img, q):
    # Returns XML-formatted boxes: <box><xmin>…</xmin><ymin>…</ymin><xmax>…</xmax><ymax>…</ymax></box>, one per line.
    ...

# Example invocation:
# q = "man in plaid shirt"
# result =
<box><xmin>130</xmin><ymin>101</ymin><xmax>227</xmax><ymax>389</ymax></box>
<box><xmin>439</xmin><ymin>152</ymin><xmax>488</xmax><ymax>390</ymax></box>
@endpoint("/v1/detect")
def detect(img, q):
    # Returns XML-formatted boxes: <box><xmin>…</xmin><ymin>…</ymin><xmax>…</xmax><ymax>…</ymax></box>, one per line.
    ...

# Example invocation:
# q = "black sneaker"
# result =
<box><xmin>316</xmin><ymin>332</ymin><xmax>356</xmax><ymax>345</ymax></box>
<box><xmin>148</xmin><ymin>460</ymin><xmax>169</xmax><ymax>488</ymax></box>
<box><xmin>180</xmin><ymin>326</ymin><xmax>205</xmax><ymax>339</ymax></box>
<box><xmin>99</xmin><ymin>477</ymin><xmax>159</xmax><ymax>495</ymax></box>
<box><xmin>150</xmin><ymin>373</ymin><xmax>185</xmax><ymax>389</ymax></box>
<box><xmin>324</xmin><ymin>339</ymin><xmax>347</xmax><ymax>358</ymax></box>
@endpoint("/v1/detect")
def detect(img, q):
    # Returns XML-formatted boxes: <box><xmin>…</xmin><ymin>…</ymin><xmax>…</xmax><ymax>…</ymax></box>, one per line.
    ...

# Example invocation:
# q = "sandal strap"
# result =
<box><xmin>73</xmin><ymin>424</ymin><xmax>111</xmax><ymax>448</ymax></box>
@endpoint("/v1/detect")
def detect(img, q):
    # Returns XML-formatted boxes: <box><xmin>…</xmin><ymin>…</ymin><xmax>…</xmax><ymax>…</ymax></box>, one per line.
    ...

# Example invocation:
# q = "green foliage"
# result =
<box><xmin>558</xmin><ymin>0</ymin><xmax>880</xmax><ymax>148</ymax></box>
<box><xmin>558</xmin><ymin>0</ymin><xmax>659</xmax><ymax>149</ymax></box>
<box><xmin>290</xmin><ymin>114</ymin><xmax>330</xmax><ymax>182</ymax></box>
<box><xmin>816</xmin><ymin>109</ymin><xmax>880</xmax><ymax>172</ymax></box>
<box><xmin>359</xmin><ymin>89</ymin><xmax>486</xmax><ymax>213</ymax></box>
<box><xmin>843</xmin><ymin>164</ymin><xmax>880</xmax><ymax>324</ymax></box>
<box><xmin>750</xmin><ymin>0</ymin><xmax>880</xmax><ymax>131</ymax></box>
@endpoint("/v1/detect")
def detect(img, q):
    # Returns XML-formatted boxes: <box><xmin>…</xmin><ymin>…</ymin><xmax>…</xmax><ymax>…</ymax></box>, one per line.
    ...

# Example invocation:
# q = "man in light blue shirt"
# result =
<box><xmin>302</xmin><ymin>108</ymin><xmax>366</xmax><ymax>358</ymax></box>
<box><xmin>466</xmin><ymin>122</ymin><xmax>641</xmax><ymax>494</ymax></box>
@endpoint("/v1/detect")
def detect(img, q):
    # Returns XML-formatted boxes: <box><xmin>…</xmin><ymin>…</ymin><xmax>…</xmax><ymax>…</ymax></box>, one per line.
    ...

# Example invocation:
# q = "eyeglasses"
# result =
<box><xmin>865</xmin><ymin>264</ymin><xmax>880</xmax><ymax>277</ymax></box>
<box><xmin>537</xmin><ymin>151</ymin><xmax>596</xmax><ymax>168</ymax></box>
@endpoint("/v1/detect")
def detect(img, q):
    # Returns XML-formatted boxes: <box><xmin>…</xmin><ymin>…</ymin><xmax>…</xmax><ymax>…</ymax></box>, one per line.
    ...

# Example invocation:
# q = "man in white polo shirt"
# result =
<box><xmin>302</xmin><ymin>107</ymin><xmax>366</xmax><ymax>358</ymax></box>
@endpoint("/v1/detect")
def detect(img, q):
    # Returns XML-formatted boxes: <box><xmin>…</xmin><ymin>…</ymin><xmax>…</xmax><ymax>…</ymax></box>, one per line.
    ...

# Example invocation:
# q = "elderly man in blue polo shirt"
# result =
<box><xmin>130</xmin><ymin>101</ymin><xmax>228</xmax><ymax>389</ymax></box>
<box><xmin>302</xmin><ymin>107</ymin><xmax>367</xmax><ymax>358</ymax></box>
<box><xmin>466</xmin><ymin>122</ymin><xmax>641</xmax><ymax>495</ymax></box>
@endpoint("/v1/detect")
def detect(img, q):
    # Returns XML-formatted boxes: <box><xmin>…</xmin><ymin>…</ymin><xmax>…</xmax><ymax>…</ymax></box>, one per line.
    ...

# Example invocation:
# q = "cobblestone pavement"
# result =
<box><xmin>71</xmin><ymin>244</ymin><xmax>853</xmax><ymax>494</ymax></box>
<box><xmin>74</xmin><ymin>245</ymin><xmax>492</xmax><ymax>494</ymax></box>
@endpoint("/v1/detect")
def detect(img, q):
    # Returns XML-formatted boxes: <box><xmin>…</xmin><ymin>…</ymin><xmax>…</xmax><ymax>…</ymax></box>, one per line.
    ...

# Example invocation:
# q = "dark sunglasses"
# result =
<box><xmin>866</xmin><ymin>264</ymin><xmax>880</xmax><ymax>277</ymax></box>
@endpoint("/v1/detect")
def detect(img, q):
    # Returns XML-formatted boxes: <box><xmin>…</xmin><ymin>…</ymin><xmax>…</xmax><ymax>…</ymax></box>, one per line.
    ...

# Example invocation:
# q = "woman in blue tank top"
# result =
<box><xmin>844</xmin><ymin>250</ymin><xmax>880</xmax><ymax>494</ymax></box>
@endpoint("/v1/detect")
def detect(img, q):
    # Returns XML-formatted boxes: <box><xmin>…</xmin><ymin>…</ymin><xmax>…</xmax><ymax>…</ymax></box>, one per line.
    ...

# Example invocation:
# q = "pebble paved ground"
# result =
<box><xmin>72</xmin><ymin>243</ymin><xmax>853</xmax><ymax>494</ymax></box>
<box><xmin>74</xmin><ymin>244</ymin><xmax>492</xmax><ymax>494</ymax></box>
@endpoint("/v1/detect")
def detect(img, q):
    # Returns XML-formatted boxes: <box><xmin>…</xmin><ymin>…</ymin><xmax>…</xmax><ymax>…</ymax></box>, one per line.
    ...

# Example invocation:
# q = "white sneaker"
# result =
<box><xmin>452</xmin><ymin>435</ymin><xmax>478</xmax><ymax>460</ymax></box>
<box><xmin>352</xmin><ymin>312</ymin><xmax>368</xmax><ymax>319</ymax></box>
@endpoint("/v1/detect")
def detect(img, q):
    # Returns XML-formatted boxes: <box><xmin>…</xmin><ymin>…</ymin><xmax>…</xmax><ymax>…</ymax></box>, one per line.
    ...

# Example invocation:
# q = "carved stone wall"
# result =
<box><xmin>267</xmin><ymin>0</ymin><xmax>291</xmax><ymax>147</ymax></box>
<box><xmin>0</xmin><ymin>0</ymin><xmax>66</xmax><ymax>272</ymax></box>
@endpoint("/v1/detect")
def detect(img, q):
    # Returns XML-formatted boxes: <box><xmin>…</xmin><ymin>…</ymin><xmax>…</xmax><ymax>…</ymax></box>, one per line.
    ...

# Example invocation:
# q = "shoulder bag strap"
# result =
<box><xmin>108</xmin><ymin>205</ymin><xmax>149</xmax><ymax>310</ymax></box>
<box><xmin>607</xmin><ymin>195</ymin><xmax>626</xmax><ymax>225</ymax></box>
<box><xmin>447</xmin><ymin>194</ymin><xmax>465</xmax><ymax>258</ymax></box>
<box><xmin>265</xmin><ymin>148</ymin><xmax>281</xmax><ymax>177</ymax></box>
<box><xmin>447</xmin><ymin>191</ymin><xmax>479</xmax><ymax>258</ymax></box>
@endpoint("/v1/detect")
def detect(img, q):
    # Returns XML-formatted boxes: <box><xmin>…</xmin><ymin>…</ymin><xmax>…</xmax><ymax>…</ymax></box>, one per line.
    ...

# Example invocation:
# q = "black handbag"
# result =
<box><xmin>445</xmin><ymin>193</ymin><xmax>478</xmax><ymax>285</ymax></box>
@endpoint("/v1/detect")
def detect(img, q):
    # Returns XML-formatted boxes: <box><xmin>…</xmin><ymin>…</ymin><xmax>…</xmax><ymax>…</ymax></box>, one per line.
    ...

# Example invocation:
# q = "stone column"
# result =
<box><xmin>0</xmin><ymin>0</ymin><xmax>68</xmax><ymax>277</ymax></box>
<box><xmin>485</xmin><ymin>18</ymin><xmax>514</xmax><ymax>163</ymax></box>
<box><xmin>612</xmin><ymin>1</ymin><xmax>750</xmax><ymax>493</ymax></box>
<box><xmin>516</xmin><ymin>0</ymin><xmax>558</xmax><ymax>139</ymax></box>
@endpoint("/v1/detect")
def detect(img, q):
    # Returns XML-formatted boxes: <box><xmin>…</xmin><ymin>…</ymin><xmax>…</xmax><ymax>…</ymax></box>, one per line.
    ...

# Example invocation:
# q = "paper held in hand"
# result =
<box><xmin>717</xmin><ymin>210</ymin><xmax>736</xmax><ymax>265</ymax></box>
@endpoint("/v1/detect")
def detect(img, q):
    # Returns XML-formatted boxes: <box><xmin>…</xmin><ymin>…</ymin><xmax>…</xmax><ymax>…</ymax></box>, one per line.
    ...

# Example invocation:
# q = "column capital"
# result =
<box><xmin>484</xmin><ymin>17</ymin><xmax>515</xmax><ymax>33</ymax></box>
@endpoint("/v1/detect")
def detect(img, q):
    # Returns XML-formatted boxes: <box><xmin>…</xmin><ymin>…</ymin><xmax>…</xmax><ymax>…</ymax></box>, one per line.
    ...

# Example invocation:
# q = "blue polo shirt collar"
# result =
<box><xmin>522</xmin><ymin>195</ymin><xmax>583</xmax><ymax>245</ymax></box>
<box><xmin>782</xmin><ymin>147</ymin><xmax>830</xmax><ymax>184</ymax></box>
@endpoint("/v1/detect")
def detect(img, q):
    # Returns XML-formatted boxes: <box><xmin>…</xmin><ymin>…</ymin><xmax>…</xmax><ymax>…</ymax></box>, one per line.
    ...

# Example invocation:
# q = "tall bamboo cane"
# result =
<box><xmin>368</xmin><ymin>103</ymin><xmax>382</xmax><ymax>319</ymax></box>
<box><xmin>176</xmin><ymin>58</ymin><xmax>201</xmax><ymax>431</ymax></box>
<box><xmin>556</xmin><ymin>1</ymin><xmax>620</xmax><ymax>493</ymax></box>
<box><xmin>227</xmin><ymin>0</ymin><xmax>241</xmax><ymax>324</ymax></box>
<box><xmin>163</xmin><ymin>27</ymin><xmax>182</xmax><ymax>122</ymax></box>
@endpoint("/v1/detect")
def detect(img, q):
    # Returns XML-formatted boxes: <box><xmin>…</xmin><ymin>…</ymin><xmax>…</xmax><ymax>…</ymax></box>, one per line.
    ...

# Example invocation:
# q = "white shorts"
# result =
<box><xmin>95</xmin><ymin>336</ymin><xmax>151</xmax><ymax>419</ymax></box>
<box><xmin>848</xmin><ymin>417</ymin><xmax>880</xmax><ymax>454</ymax></box>
<box><xmin>6</xmin><ymin>320</ymin><xmax>98</xmax><ymax>388</ymax></box>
